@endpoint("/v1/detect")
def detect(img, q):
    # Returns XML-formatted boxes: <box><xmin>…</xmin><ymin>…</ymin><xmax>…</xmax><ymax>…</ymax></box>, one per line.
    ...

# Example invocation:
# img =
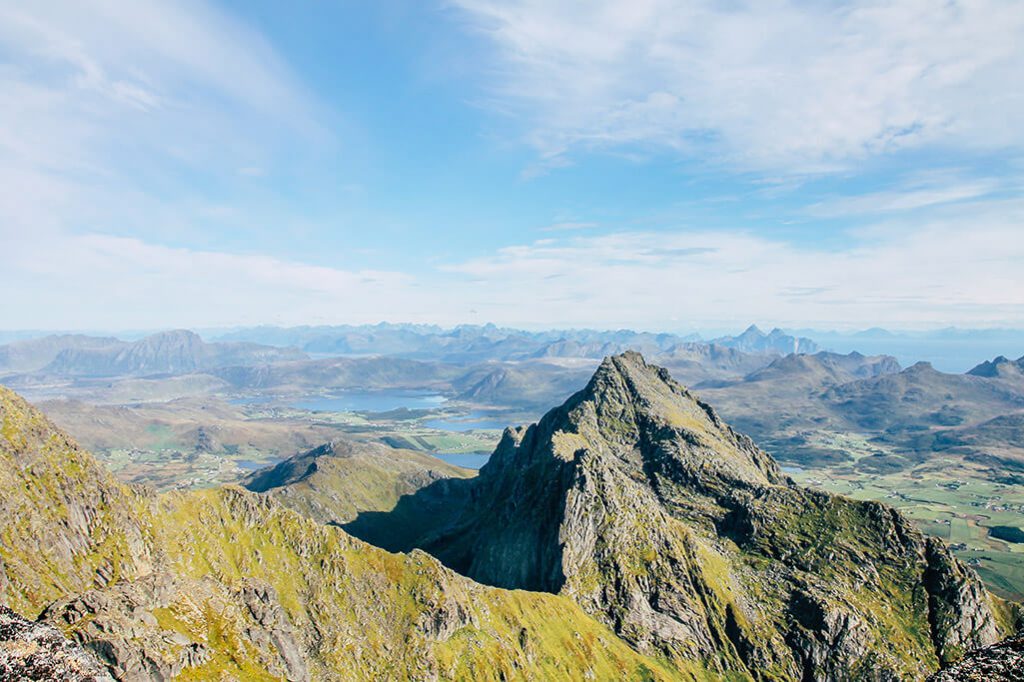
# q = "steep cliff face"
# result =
<box><xmin>410</xmin><ymin>352</ymin><xmax>1003</xmax><ymax>679</ymax></box>
<box><xmin>0</xmin><ymin>385</ymin><xmax>686</xmax><ymax>681</ymax></box>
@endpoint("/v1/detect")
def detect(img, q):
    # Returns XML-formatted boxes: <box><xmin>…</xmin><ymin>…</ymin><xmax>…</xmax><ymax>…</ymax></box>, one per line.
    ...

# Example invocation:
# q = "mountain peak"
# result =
<box><xmin>401</xmin><ymin>352</ymin><xmax>999</xmax><ymax>675</ymax></box>
<box><xmin>546</xmin><ymin>352</ymin><xmax>786</xmax><ymax>486</ymax></box>
<box><xmin>967</xmin><ymin>355</ymin><xmax>1024</xmax><ymax>378</ymax></box>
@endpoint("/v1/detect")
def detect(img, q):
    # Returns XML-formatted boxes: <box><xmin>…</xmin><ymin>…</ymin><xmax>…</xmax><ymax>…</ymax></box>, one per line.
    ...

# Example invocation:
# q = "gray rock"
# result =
<box><xmin>0</xmin><ymin>604</ymin><xmax>114</xmax><ymax>681</ymax></box>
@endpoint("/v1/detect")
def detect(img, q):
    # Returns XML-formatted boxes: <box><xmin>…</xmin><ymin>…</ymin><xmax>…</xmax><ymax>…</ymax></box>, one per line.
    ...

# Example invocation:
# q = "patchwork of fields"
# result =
<box><xmin>790</xmin><ymin>442</ymin><xmax>1024</xmax><ymax>600</ymax></box>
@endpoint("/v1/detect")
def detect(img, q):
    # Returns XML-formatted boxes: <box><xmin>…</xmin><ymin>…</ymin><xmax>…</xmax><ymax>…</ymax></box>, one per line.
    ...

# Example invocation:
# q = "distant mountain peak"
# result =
<box><xmin>908</xmin><ymin>360</ymin><xmax>936</xmax><ymax>372</ymax></box>
<box><xmin>967</xmin><ymin>355</ymin><xmax>1024</xmax><ymax>378</ymax></box>
<box><xmin>712</xmin><ymin>326</ymin><xmax>819</xmax><ymax>355</ymax></box>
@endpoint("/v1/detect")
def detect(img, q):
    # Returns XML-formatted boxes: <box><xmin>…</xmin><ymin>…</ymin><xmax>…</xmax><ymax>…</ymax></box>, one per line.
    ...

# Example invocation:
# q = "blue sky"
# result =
<box><xmin>2</xmin><ymin>0</ymin><xmax>1023</xmax><ymax>332</ymax></box>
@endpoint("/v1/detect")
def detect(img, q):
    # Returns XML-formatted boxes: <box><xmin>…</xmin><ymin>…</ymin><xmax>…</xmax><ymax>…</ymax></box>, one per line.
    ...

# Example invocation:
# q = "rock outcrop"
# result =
<box><xmin>0</xmin><ymin>387</ymin><xmax>154</xmax><ymax>619</ymax></box>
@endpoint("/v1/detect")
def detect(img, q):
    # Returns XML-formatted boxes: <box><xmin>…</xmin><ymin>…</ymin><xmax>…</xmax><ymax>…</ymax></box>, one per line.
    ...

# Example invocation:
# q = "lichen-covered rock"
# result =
<box><xmin>0</xmin><ymin>604</ymin><xmax>113</xmax><ymax>681</ymax></box>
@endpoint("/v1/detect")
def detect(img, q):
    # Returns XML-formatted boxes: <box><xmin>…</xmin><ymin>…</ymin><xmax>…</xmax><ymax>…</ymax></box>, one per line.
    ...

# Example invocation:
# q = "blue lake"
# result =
<box><xmin>434</xmin><ymin>453</ymin><xmax>491</xmax><ymax>469</ymax></box>
<box><xmin>236</xmin><ymin>458</ymin><xmax>281</xmax><ymax>471</ymax></box>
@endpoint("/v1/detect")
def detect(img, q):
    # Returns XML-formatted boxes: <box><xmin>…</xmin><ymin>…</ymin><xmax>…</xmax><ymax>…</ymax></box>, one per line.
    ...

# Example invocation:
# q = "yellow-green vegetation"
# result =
<box><xmin>244</xmin><ymin>441</ymin><xmax>475</xmax><ymax>528</ymax></box>
<box><xmin>154</xmin><ymin>488</ymin><xmax>689</xmax><ymax>680</ymax></box>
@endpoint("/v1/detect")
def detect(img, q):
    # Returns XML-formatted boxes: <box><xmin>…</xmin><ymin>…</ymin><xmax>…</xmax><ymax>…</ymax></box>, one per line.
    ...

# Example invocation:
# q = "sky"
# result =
<box><xmin>1</xmin><ymin>0</ymin><xmax>1023</xmax><ymax>333</ymax></box>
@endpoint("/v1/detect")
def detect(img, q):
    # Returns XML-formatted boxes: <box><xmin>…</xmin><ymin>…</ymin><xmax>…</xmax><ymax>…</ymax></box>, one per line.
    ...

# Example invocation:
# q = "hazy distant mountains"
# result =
<box><xmin>213</xmin><ymin>322</ymin><xmax>814</xmax><ymax>363</ymax></box>
<box><xmin>0</xmin><ymin>329</ymin><xmax>305</xmax><ymax>377</ymax></box>
<box><xmin>711</xmin><ymin>323</ymin><xmax>819</xmax><ymax>354</ymax></box>
<box><xmin>0</xmin><ymin>324</ymin><xmax>816</xmax><ymax>409</ymax></box>
<box><xmin>0</xmin><ymin>333</ymin><xmax>123</xmax><ymax>374</ymax></box>
<box><xmin>968</xmin><ymin>355</ymin><xmax>1024</xmax><ymax>379</ymax></box>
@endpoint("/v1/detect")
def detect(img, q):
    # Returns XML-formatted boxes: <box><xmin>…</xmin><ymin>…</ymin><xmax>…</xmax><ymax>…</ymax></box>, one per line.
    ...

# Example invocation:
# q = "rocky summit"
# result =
<box><xmin>0</xmin><ymin>353</ymin><xmax>1020</xmax><ymax>680</ymax></box>
<box><xmin>367</xmin><ymin>352</ymin><xmax>1014</xmax><ymax>679</ymax></box>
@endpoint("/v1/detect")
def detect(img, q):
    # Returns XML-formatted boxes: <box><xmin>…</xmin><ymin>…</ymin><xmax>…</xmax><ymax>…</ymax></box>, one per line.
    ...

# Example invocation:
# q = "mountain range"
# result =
<box><xmin>1</xmin><ymin>354</ymin><xmax>1018</xmax><ymax>679</ymax></box>
<box><xmin>0</xmin><ymin>330</ymin><xmax>306</xmax><ymax>378</ymax></box>
<box><xmin>695</xmin><ymin>352</ymin><xmax>1024</xmax><ymax>469</ymax></box>
<box><xmin>213</xmin><ymin>323</ymin><xmax>817</xmax><ymax>363</ymax></box>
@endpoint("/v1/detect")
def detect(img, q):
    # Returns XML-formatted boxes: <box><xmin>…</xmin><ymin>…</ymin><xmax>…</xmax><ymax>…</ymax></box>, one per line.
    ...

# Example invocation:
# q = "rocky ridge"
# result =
<box><xmin>0</xmin><ymin>384</ymin><xmax>684</xmax><ymax>680</ymax></box>
<box><xmin>928</xmin><ymin>633</ymin><xmax>1024</xmax><ymax>681</ymax></box>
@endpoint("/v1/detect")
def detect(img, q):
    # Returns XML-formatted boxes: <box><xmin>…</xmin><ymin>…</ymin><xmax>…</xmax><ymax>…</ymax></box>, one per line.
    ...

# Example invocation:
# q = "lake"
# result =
<box><xmin>235</xmin><ymin>458</ymin><xmax>282</xmax><ymax>471</ymax></box>
<box><xmin>434</xmin><ymin>453</ymin><xmax>491</xmax><ymax>469</ymax></box>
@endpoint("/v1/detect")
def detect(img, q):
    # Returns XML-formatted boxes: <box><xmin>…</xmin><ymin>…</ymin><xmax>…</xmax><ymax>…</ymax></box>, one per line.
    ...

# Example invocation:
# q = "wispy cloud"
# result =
<box><xmin>805</xmin><ymin>171</ymin><xmax>1008</xmax><ymax>217</ymax></box>
<box><xmin>0</xmin><ymin>0</ymin><xmax>324</xmax><ymax>246</ymax></box>
<box><xmin>2</xmin><ymin>234</ymin><xmax>425</xmax><ymax>329</ymax></box>
<box><xmin>3</xmin><ymin>199</ymin><xmax>1021</xmax><ymax>330</ymax></box>
<box><xmin>443</xmin><ymin>199</ymin><xmax>1024</xmax><ymax>329</ymax></box>
<box><xmin>453</xmin><ymin>0</ymin><xmax>1024</xmax><ymax>173</ymax></box>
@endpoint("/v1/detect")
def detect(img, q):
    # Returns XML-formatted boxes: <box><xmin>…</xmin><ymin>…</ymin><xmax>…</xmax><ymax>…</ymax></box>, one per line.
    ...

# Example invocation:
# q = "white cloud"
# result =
<box><xmin>443</xmin><ymin>199</ymin><xmax>1024</xmax><ymax>329</ymax></box>
<box><xmin>1</xmin><ymin>234</ymin><xmax>431</xmax><ymax>329</ymax></box>
<box><xmin>453</xmin><ymin>0</ymin><xmax>1024</xmax><ymax>172</ymax></box>
<box><xmin>2</xmin><ymin>199</ymin><xmax>1021</xmax><ymax>330</ymax></box>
